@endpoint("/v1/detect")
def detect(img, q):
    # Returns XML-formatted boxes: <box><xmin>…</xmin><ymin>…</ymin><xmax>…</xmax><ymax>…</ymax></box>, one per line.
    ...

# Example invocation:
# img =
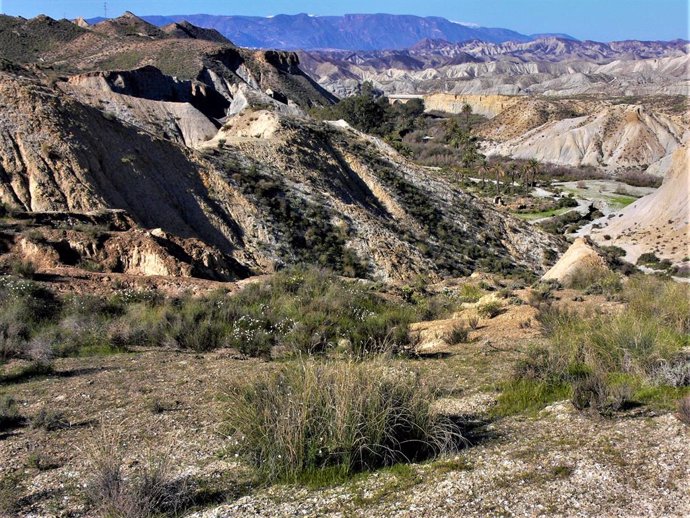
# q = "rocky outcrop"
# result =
<box><xmin>161</xmin><ymin>21</ymin><xmax>232</xmax><ymax>44</ymax></box>
<box><xmin>542</xmin><ymin>237</ymin><xmax>609</xmax><ymax>284</ymax></box>
<box><xmin>3</xmin><ymin>216</ymin><xmax>244</xmax><ymax>280</ymax></box>
<box><xmin>64</xmin><ymin>79</ymin><xmax>219</xmax><ymax>147</ymax></box>
<box><xmin>67</xmin><ymin>66</ymin><xmax>231</xmax><ymax>119</ymax></box>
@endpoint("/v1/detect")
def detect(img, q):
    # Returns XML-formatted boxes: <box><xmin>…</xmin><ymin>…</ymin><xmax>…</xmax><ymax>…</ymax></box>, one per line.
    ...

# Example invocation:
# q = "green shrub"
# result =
<box><xmin>10</xmin><ymin>259</ymin><xmax>36</xmax><ymax>279</ymax></box>
<box><xmin>0</xmin><ymin>395</ymin><xmax>22</xmax><ymax>431</ymax></box>
<box><xmin>446</xmin><ymin>324</ymin><xmax>469</xmax><ymax>345</ymax></box>
<box><xmin>493</xmin><ymin>379</ymin><xmax>571</xmax><ymax>416</ymax></box>
<box><xmin>0</xmin><ymin>473</ymin><xmax>23</xmax><ymax>515</ymax></box>
<box><xmin>477</xmin><ymin>301</ymin><xmax>503</xmax><ymax>319</ymax></box>
<box><xmin>637</xmin><ymin>253</ymin><xmax>660</xmax><ymax>266</ymax></box>
<box><xmin>466</xmin><ymin>316</ymin><xmax>480</xmax><ymax>330</ymax></box>
<box><xmin>566</xmin><ymin>265</ymin><xmax>622</xmax><ymax>296</ymax></box>
<box><xmin>458</xmin><ymin>284</ymin><xmax>483</xmax><ymax>303</ymax></box>
<box><xmin>623</xmin><ymin>275</ymin><xmax>689</xmax><ymax>334</ymax></box>
<box><xmin>31</xmin><ymin>408</ymin><xmax>68</xmax><ymax>431</ymax></box>
<box><xmin>0</xmin><ymin>278</ymin><xmax>61</xmax><ymax>360</ymax></box>
<box><xmin>26</xmin><ymin>450</ymin><xmax>59</xmax><ymax>471</ymax></box>
<box><xmin>0</xmin><ymin>269</ymin><xmax>450</xmax><ymax>359</ymax></box>
<box><xmin>225</xmin><ymin>360</ymin><xmax>461</xmax><ymax>482</ymax></box>
<box><xmin>571</xmin><ymin>373</ymin><xmax>635</xmax><ymax>413</ymax></box>
<box><xmin>526</xmin><ymin>282</ymin><xmax>556</xmax><ymax>308</ymax></box>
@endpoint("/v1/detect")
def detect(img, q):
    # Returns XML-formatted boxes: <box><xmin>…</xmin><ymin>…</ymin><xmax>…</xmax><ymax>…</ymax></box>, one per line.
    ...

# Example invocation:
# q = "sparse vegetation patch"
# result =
<box><xmin>498</xmin><ymin>275</ymin><xmax>690</xmax><ymax>415</ymax></box>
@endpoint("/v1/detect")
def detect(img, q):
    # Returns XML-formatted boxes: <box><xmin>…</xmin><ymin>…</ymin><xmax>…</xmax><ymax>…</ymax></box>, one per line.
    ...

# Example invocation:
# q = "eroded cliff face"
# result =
<box><xmin>0</xmin><ymin>71</ymin><xmax>275</xmax><ymax>281</ymax></box>
<box><xmin>0</xmin><ymin>209</ymin><xmax>246</xmax><ymax>281</ymax></box>
<box><xmin>422</xmin><ymin>94</ymin><xmax>520</xmax><ymax>118</ymax></box>
<box><xmin>483</xmin><ymin>103</ymin><xmax>687</xmax><ymax>174</ymax></box>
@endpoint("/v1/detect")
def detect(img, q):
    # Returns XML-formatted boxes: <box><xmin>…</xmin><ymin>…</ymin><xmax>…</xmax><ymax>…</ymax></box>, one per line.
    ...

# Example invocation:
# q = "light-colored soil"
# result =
<box><xmin>1</xmin><ymin>290</ymin><xmax>687</xmax><ymax>517</ymax></box>
<box><xmin>196</xmin><ymin>406</ymin><xmax>689</xmax><ymax>518</ymax></box>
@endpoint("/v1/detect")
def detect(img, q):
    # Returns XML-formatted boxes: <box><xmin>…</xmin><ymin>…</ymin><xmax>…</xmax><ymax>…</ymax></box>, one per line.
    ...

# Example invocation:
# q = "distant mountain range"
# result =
<box><xmin>84</xmin><ymin>13</ymin><xmax>577</xmax><ymax>50</ymax></box>
<box><xmin>298</xmin><ymin>36</ymin><xmax>690</xmax><ymax>97</ymax></box>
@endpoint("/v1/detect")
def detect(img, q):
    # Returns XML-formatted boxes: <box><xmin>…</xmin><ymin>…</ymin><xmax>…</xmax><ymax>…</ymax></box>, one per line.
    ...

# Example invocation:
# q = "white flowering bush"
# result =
<box><xmin>0</xmin><ymin>268</ymin><xmax>449</xmax><ymax>360</ymax></box>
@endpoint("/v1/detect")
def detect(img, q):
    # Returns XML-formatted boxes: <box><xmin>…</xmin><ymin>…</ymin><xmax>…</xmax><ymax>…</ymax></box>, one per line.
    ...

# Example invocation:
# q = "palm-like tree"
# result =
<box><xmin>507</xmin><ymin>164</ymin><xmax>518</xmax><ymax>192</ymax></box>
<box><xmin>492</xmin><ymin>163</ymin><xmax>505</xmax><ymax>195</ymax></box>
<box><xmin>461</xmin><ymin>103</ymin><xmax>473</xmax><ymax>129</ymax></box>
<box><xmin>527</xmin><ymin>159</ymin><xmax>540</xmax><ymax>188</ymax></box>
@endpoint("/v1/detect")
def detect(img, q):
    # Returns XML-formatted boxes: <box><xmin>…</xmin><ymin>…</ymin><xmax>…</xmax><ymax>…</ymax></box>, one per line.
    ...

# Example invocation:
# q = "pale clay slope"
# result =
<box><xmin>404</xmin><ymin>94</ymin><xmax>687</xmax><ymax>174</ymax></box>
<box><xmin>589</xmin><ymin>143</ymin><xmax>690</xmax><ymax>265</ymax></box>
<box><xmin>315</xmin><ymin>53</ymin><xmax>690</xmax><ymax>98</ymax></box>
<box><xmin>65</xmin><ymin>78</ymin><xmax>218</xmax><ymax>147</ymax></box>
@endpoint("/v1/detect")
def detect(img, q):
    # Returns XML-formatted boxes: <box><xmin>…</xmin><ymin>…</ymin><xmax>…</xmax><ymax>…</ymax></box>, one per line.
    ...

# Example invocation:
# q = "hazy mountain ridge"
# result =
<box><xmin>135</xmin><ymin>13</ymin><xmax>548</xmax><ymax>50</ymax></box>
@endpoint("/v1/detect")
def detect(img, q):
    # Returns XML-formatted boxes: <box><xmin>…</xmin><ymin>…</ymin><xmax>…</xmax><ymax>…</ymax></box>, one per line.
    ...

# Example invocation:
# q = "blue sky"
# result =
<box><xmin>1</xmin><ymin>0</ymin><xmax>688</xmax><ymax>41</ymax></box>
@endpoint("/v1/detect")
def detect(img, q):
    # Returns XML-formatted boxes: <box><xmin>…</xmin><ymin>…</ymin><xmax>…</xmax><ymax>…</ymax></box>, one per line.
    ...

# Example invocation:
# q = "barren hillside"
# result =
<box><xmin>300</xmin><ymin>38</ymin><xmax>690</xmax><ymax>97</ymax></box>
<box><xmin>589</xmin><ymin>143</ymin><xmax>690</xmax><ymax>265</ymax></box>
<box><xmin>0</xmin><ymin>14</ymin><xmax>564</xmax><ymax>283</ymax></box>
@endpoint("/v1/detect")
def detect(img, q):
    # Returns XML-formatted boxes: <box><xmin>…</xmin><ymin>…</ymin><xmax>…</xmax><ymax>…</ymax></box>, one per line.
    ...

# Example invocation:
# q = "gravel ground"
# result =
<box><xmin>192</xmin><ymin>403</ymin><xmax>690</xmax><ymax>518</ymax></box>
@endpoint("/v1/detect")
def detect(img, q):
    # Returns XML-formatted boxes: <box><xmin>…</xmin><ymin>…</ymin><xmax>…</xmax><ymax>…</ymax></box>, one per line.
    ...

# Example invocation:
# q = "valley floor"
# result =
<box><xmin>1</xmin><ymin>287</ymin><xmax>688</xmax><ymax>517</ymax></box>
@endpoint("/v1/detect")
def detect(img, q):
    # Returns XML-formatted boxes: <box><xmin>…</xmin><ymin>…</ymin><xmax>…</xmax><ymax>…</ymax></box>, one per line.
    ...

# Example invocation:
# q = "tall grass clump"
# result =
<box><xmin>225</xmin><ymin>360</ymin><xmax>461</xmax><ymax>483</ymax></box>
<box><xmin>498</xmin><ymin>275</ymin><xmax>690</xmax><ymax>414</ymax></box>
<box><xmin>678</xmin><ymin>396</ymin><xmax>690</xmax><ymax>426</ymax></box>
<box><xmin>0</xmin><ymin>277</ymin><xmax>60</xmax><ymax>361</ymax></box>
<box><xmin>0</xmin><ymin>395</ymin><xmax>22</xmax><ymax>431</ymax></box>
<box><xmin>566</xmin><ymin>264</ymin><xmax>622</xmax><ymax>297</ymax></box>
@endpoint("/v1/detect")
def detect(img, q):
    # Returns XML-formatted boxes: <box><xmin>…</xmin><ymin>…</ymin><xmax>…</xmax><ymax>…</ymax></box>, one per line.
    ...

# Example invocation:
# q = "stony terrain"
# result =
<box><xmin>1</xmin><ymin>282</ymin><xmax>688</xmax><ymax>517</ymax></box>
<box><xmin>0</xmin><ymin>12</ymin><xmax>688</xmax><ymax>518</ymax></box>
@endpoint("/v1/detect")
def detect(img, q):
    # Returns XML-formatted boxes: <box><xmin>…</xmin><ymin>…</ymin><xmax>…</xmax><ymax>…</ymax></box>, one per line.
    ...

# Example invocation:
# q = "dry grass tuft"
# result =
<box><xmin>678</xmin><ymin>396</ymin><xmax>690</xmax><ymax>426</ymax></box>
<box><xmin>85</xmin><ymin>427</ymin><xmax>190</xmax><ymax>517</ymax></box>
<box><xmin>225</xmin><ymin>359</ymin><xmax>462</xmax><ymax>483</ymax></box>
